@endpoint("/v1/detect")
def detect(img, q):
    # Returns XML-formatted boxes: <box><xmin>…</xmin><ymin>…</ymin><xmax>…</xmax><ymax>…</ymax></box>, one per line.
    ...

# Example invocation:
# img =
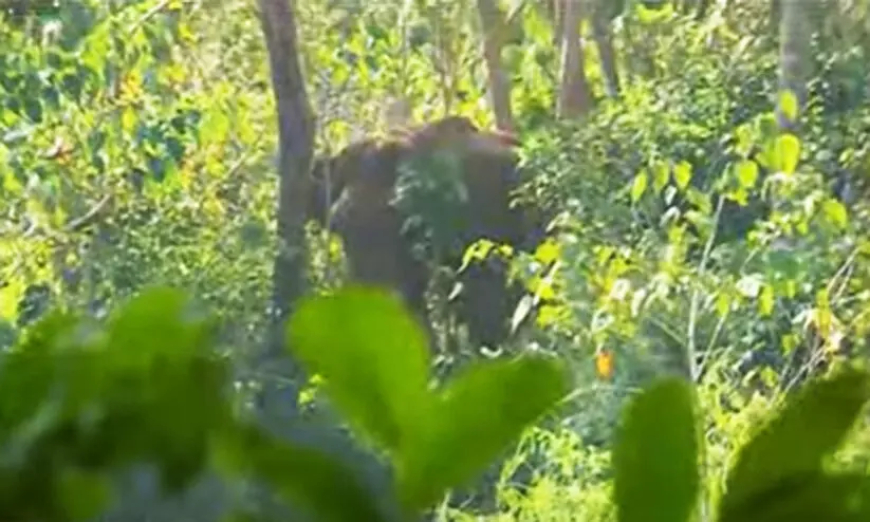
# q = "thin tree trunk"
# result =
<box><xmin>777</xmin><ymin>0</ymin><xmax>814</xmax><ymax>130</ymax></box>
<box><xmin>557</xmin><ymin>0</ymin><xmax>592</xmax><ymax>118</ymax></box>
<box><xmin>592</xmin><ymin>0</ymin><xmax>621</xmax><ymax>98</ymax></box>
<box><xmin>256</xmin><ymin>0</ymin><xmax>316</xmax><ymax>418</ymax></box>
<box><xmin>476</xmin><ymin>0</ymin><xmax>515</xmax><ymax>131</ymax></box>
<box><xmin>770</xmin><ymin>0</ymin><xmax>782</xmax><ymax>36</ymax></box>
<box><xmin>551</xmin><ymin>0</ymin><xmax>565</xmax><ymax>47</ymax></box>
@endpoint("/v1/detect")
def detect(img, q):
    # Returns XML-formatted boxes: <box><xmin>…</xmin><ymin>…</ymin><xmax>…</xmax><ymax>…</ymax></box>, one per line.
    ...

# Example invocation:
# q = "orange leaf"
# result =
<box><xmin>595</xmin><ymin>348</ymin><xmax>614</xmax><ymax>380</ymax></box>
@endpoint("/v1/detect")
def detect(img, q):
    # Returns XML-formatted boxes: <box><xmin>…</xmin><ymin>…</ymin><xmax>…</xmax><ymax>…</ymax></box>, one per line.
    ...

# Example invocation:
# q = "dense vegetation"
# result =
<box><xmin>1</xmin><ymin>0</ymin><xmax>870</xmax><ymax>521</ymax></box>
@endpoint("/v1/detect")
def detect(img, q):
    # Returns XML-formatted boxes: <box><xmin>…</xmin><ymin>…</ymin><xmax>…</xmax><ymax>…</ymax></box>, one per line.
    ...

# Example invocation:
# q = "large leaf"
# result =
<box><xmin>720</xmin><ymin>471</ymin><xmax>870</xmax><ymax>522</ymax></box>
<box><xmin>0</xmin><ymin>287</ymin><xmax>231</xmax><ymax>519</ymax></box>
<box><xmin>397</xmin><ymin>355</ymin><xmax>568</xmax><ymax>513</ymax></box>
<box><xmin>719</xmin><ymin>367</ymin><xmax>870</xmax><ymax>521</ymax></box>
<box><xmin>286</xmin><ymin>286</ymin><xmax>432</xmax><ymax>455</ymax></box>
<box><xmin>613</xmin><ymin>377</ymin><xmax>701</xmax><ymax>522</ymax></box>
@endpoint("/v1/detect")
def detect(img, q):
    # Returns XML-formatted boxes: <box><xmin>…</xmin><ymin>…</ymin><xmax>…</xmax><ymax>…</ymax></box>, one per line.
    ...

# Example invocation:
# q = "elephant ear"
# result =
<box><xmin>356</xmin><ymin>139</ymin><xmax>408</xmax><ymax>189</ymax></box>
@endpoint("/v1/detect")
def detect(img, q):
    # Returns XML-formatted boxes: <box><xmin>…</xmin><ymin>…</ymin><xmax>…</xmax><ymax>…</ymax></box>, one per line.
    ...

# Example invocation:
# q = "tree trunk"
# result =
<box><xmin>592</xmin><ymin>0</ymin><xmax>621</xmax><ymax>99</ymax></box>
<box><xmin>556</xmin><ymin>0</ymin><xmax>592</xmax><ymax>118</ymax></box>
<box><xmin>770</xmin><ymin>0</ymin><xmax>782</xmax><ymax>36</ymax></box>
<box><xmin>777</xmin><ymin>0</ymin><xmax>814</xmax><ymax>130</ymax></box>
<box><xmin>551</xmin><ymin>0</ymin><xmax>565</xmax><ymax>47</ymax></box>
<box><xmin>255</xmin><ymin>0</ymin><xmax>316</xmax><ymax>419</ymax></box>
<box><xmin>476</xmin><ymin>0</ymin><xmax>515</xmax><ymax>131</ymax></box>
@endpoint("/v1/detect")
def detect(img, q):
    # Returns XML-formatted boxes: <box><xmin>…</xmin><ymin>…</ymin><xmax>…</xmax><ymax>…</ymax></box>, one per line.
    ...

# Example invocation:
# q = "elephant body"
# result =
<box><xmin>306</xmin><ymin>116</ymin><xmax>546</xmax><ymax>351</ymax></box>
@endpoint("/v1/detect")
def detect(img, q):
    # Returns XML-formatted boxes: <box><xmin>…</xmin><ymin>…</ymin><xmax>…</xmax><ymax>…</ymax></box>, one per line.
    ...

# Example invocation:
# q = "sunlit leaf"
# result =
<box><xmin>759</xmin><ymin>284</ymin><xmax>775</xmax><ymax>317</ymax></box>
<box><xmin>778</xmin><ymin>89</ymin><xmax>799</xmax><ymax>123</ymax></box>
<box><xmin>673</xmin><ymin>161</ymin><xmax>692</xmax><ymax>190</ymax></box>
<box><xmin>774</xmin><ymin>133</ymin><xmax>801</xmax><ymax>174</ymax></box>
<box><xmin>534</xmin><ymin>239</ymin><xmax>561</xmax><ymax>265</ymax></box>
<box><xmin>822</xmin><ymin>199</ymin><xmax>849</xmax><ymax>230</ymax></box>
<box><xmin>735</xmin><ymin>160</ymin><xmax>759</xmax><ymax>188</ymax></box>
<box><xmin>653</xmin><ymin>161</ymin><xmax>670</xmax><ymax>193</ymax></box>
<box><xmin>631</xmin><ymin>169</ymin><xmax>648</xmax><ymax>203</ymax></box>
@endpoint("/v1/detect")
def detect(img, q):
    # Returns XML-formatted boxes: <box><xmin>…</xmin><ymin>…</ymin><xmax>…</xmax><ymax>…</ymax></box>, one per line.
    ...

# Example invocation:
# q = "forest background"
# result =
<box><xmin>2</xmin><ymin>0</ymin><xmax>870</xmax><ymax>521</ymax></box>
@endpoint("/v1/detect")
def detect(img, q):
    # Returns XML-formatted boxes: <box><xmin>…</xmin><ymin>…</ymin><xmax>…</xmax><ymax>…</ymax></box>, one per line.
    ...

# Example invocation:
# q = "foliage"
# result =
<box><xmin>393</xmin><ymin>148</ymin><xmax>472</xmax><ymax>264</ymax></box>
<box><xmin>3</xmin><ymin>0</ymin><xmax>870</xmax><ymax>521</ymax></box>
<box><xmin>0</xmin><ymin>285</ymin><xmax>566</xmax><ymax>521</ymax></box>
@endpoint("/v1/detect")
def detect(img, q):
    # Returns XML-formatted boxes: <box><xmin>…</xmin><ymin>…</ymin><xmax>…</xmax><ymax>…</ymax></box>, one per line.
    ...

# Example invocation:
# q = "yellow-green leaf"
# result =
<box><xmin>778</xmin><ymin>89</ymin><xmax>799</xmax><ymax>123</ymax></box>
<box><xmin>0</xmin><ymin>277</ymin><xmax>24</xmax><ymax>321</ymax></box>
<box><xmin>774</xmin><ymin>133</ymin><xmax>801</xmax><ymax>174</ymax></box>
<box><xmin>735</xmin><ymin>160</ymin><xmax>759</xmax><ymax>188</ymax></box>
<box><xmin>673</xmin><ymin>161</ymin><xmax>692</xmax><ymax>190</ymax></box>
<box><xmin>822</xmin><ymin>199</ymin><xmax>848</xmax><ymax>230</ymax></box>
<box><xmin>759</xmin><ymin>284</ymin><xmax>775</xmax><ymax>317</ymax></box>
<box><xmin>716</xmin><ymin>292</ymin><xmax>731</xmax><ymax>317</ymax></box>
<box><xmin>631</xmin><ymin>170</ymin><xmax>648</xmax><ymax>203</ymax></box>
<box><xmin>534</xmin><ymin>239</ymin><xmax>561</xmax><ymax>265</ymax></box>
<box><xmin>121</xmin><ymin>107</ymin><xmax>138</xmax><ymax>133</ymax></box>
<box><xmin>653</xmin><ymin>161</ymin><xmax>670</xmax><ymax>193</ymax></box>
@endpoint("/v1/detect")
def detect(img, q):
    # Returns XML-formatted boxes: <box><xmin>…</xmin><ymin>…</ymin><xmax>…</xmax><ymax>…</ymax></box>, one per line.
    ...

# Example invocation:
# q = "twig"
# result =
<box><xmin>65</xmin><ymin>195</ymin><xmax>112</xmax><ymax>232</ymax></box>
<box><xmin>689</xmin><ymin>195</ymin><xmax>724</xmax><ymax>382</ymax></box>
<box><xmin>128</xmin><ymin>0</ymin><xmax>173</xmax><ymax>35</ymax></box>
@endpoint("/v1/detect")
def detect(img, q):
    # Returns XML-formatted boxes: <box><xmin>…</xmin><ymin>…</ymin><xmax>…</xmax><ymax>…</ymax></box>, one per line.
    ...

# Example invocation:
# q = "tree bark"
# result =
<box><xmin>777</xmin><ymin>0</ymin><xmax>814</xmax><ymax>130</ymax></box>
<box><xmin>556</xmin><ymin>0</ymin><xmax>592</xmax><ymax>118</ymax></box>
<box><xmin>476</xmin><ymin>0</ymin><xmax>515</xmax><ymax>131</ymax></box>
<box><xmin>255</xmin><ymin>0</ymin><xmax>316</xmax><ymax>418</ymax></box>
<box><xmin>552</xmin><ymin>0</ymin><xmax>566</xmax><ymax>48</ymax></box>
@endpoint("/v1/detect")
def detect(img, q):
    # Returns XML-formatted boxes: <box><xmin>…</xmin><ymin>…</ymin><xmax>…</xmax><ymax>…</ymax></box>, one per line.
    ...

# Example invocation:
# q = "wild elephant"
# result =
<box><xmin>304</xmin><ymin>116</ymin><xmax>548</xmax><ymax>351</ymax></box>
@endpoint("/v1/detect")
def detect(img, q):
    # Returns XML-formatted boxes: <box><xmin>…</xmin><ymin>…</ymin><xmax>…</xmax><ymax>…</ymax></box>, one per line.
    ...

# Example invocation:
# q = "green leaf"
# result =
<box><xmin>719</xmin><ymin>367</ymin><xmax>870</xmax><ymax>521</ymax></box>
<box><xmin>398</xmin><ymin>355</ymin><xmax>567</xmax><ymax>514</ymax></box>
<box><xmin>822</xmin><ymin>198</ymin><xmax>849</xmax><ymax>230</ymax></box>
<box><xmin>631</xmin><ymin>169</ymin><xmax>648</xmax><ymax>203</ymax></box>
<box><xmin>759</xmin><ymin>284</ymin><xmax>775</xmax><ymax>317</ymax></box>
<box><xmin>720</xmin><ymin>471</ymin><xmax>870</xmax><ymax>522</ymax></box>
<box><xmin>774</xmin><ymin>133</ymin><xmax>801</xmax><ymax>174</ymax></box>
<box><xmin>673</xmin><ymin>161</ymin><xmax>692</xmax><ymax>190</ymax></box>
<box><xmin>653</xmin><ymin>161</ymin><xmax>670</xmax><ymax>193</ymax></box>
<box><xmin>778</xmin><ymin>89</ymin><xmax>799</xmax><ymax>123</ymax></box>
<box><xmin>121</xmin><ymin>106</ymin><xmax>138</xmax><ymax>133</ymax></box>
<box><xmin>102</xmin><ymin>287</ymin><xmax>229</xmax><ymax>491</ymax></box>
<box><xmin>286</xmin><ymin>286</ymin><xmax>432</xmax><ymax>455</ymax></box>
<box><xmin>199</xmin><ymin>108</ymin><xmax>230</xmax><ymax>145</ymax></box>
<box><xmin>613</xmin><ymin>378</ymin><xmax>700</xmax><ymax>522</ymax></box>
<box><xmin>736</xmin><ymin>159</ymin><xmax>759</xmax><ymax>188</ymax></box>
